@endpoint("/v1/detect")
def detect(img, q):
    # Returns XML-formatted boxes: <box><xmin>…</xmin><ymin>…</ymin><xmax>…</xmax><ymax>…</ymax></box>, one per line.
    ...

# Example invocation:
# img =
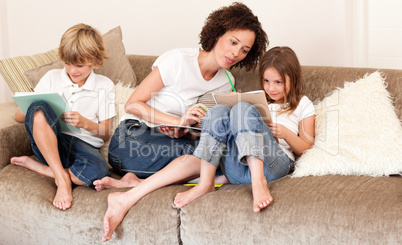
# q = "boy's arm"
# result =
<box><xmin>62</xmin><ymin>112</ymin><xmax>113</xmax><ymax>141</ymax></box>
<box><xmin>15</xmin><ymin>108</ymin><xmax>25</xmax><ymax>123</ymax></box>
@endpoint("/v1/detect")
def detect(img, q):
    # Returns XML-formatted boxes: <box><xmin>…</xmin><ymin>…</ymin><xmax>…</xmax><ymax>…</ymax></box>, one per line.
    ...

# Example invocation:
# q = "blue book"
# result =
<box><xmin>12</xmin><ymin>92</ymin><xmax>80</xmax><ymax>132</ymax></box>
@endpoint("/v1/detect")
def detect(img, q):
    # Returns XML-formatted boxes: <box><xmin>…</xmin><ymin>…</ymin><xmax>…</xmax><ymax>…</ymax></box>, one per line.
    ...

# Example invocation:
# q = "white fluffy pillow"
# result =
<box><xmin>100</xmin><ymin>82</ymin><xmax>135</xmax><ymax>160</ymax></box>
<box><xmin>292</xmin><ymin>71</ymin><xmax>402</xmax><ymax>177</ymax></box>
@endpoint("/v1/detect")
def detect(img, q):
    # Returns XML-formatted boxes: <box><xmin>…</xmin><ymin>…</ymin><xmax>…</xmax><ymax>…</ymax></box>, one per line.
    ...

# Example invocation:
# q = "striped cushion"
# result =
<box><xmin>0</xmin><ymin>49</ymin><xmax>58</xmax><ymax>92</ymax></box>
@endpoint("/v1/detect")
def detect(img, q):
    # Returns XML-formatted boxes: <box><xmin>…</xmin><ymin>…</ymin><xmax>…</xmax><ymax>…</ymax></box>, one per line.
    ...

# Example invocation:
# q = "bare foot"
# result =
<box><xmin>94</xmin><ymin>172</ymin><xmax>142</xmax><ymax>191</ymax></box>
<box><xmin>174</xmin><ymin>183</ymin><xmax>215</xmax><ymax>208</ymax></box>
<box><xmin>11</xmin><ymin>156</ymin><xmax>53</xmax><ymax>176</ymax></box>
<box><xmin>102</xmin><ymin>192</ymin><xmax>132</xmax><ymax>242</ymax></box>
<box><xmin>12</xmin><ymin>156</ymin><xmax>73</xmax><ymax>210</ymax></box>
<box><xmin>252</xmin><ymin>180</ymin><xmax>273</xmax><ymax>213</ymax></box>
<box><xmin>53</xmin><ymin>177</ymin><xmax>73</xmax><ymax>210</ymax></box>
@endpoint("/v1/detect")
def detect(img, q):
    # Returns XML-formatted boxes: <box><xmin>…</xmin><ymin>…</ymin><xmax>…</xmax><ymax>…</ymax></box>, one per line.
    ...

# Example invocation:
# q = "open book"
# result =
<box><xmin>12</xmin><ymin>92</ymin><xmax>80</xmax><ymax>132</ymax></box>
<box><xmin>212</xmin><ymin>90</ymin><xmax>272</xmax><ymax>123</ymax></box>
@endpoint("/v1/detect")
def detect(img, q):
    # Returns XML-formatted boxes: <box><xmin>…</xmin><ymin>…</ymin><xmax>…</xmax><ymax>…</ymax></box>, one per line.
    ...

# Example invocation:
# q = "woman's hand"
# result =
<box><xmin>158</xmin><ymin>126</ymin><xmax>189</xmax><ymax>139</ymax></box>
<box><xmin>267</xmin><ymin>122</ymin><xmax>290</xmax><ymax>140</ymax></box>
<box><xmin>62</xmin><ymin>111</ymin><xmax>89</xmax><ymax>129</ymax></box>
<box><xmin>178</xmin><ymin>103</ymin><xmax>208</xmax><ymax>127</ymax></box>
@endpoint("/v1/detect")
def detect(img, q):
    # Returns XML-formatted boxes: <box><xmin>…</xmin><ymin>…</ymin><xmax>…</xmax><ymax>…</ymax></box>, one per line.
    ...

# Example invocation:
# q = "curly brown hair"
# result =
<box><xmin>199</xmin><ymin>2</ymin><xmax>268</xmax><ymax>71</ymax></box>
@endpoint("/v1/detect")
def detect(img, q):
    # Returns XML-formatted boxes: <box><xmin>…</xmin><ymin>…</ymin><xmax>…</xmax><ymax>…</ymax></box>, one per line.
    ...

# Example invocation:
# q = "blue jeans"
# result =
<box><xmin>25</xmin><ymin>101</ymin><xmax>110</xmax><ymax>186</ymax></box>
<box><xmin>194</xmin><ymin>102</ymin><xmax>293</xmax><ymax>184</ymax></box>
<box><xmin>108</xmin><ymin>119</ymin><xmax>198</xmax><ymax>178</ymax></box>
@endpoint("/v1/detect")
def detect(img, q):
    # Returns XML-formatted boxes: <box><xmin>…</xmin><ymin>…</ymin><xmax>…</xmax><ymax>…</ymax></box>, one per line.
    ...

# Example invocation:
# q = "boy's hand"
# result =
<box><xmin>62</xmin><ymin>111</ymin><xmax>88</xmax><ymax>129</ymax></box>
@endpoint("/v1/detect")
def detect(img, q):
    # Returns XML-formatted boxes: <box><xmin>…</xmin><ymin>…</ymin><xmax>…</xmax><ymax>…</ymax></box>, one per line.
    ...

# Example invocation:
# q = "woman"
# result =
<box><xmin>97</xmin><ymin>2</ymin><xmax>268</xmax><ymax>242</ymax></box>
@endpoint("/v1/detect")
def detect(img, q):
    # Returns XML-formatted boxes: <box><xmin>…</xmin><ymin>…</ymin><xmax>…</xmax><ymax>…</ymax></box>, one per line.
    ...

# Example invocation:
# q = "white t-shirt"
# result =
<box><xmin>35</xmin><ymin>68</ymin><xmax>116</xmax><ymax>148</ymax></box>
<box><xmin>121</xmin><ymin>48</ymin><xmax>234</xmax><ymax>125</ymax></box>
<box><xmin>268</xmin><ymin>96</ymin><xmax>315</xmax><ymax>161</ymax></box>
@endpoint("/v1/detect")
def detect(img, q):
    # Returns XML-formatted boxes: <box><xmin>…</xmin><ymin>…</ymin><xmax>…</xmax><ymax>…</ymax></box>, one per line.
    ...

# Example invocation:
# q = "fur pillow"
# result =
<box><xmin>292</xmin><ymin>71</ymin><xmax>402</xmax><ymax>177</ymax></box>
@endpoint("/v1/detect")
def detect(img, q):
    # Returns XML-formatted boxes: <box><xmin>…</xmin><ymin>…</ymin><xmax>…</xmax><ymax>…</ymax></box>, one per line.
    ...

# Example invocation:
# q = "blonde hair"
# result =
<box><xmin>58</xmin><ymin>23</ymin><xmax>107</xmax><ymax>68</ymax></box>
<box><xmin>259</xmin><ymin>46</ymin><xmax>304</xmax><ymax>115</ymax></box>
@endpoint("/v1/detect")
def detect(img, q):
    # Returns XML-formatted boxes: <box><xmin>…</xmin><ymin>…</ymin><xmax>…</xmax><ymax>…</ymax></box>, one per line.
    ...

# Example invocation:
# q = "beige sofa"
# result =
<box><xmin>0</xmin><ymin>54</ymin><xmax>401</xmax><ymax>244</ymax></box>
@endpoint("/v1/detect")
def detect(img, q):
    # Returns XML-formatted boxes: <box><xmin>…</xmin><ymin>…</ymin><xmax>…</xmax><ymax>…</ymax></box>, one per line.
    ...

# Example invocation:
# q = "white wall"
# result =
<box><xmin>0</xmin><ymin>0</ymin><xmax>400</xmax><ymax>103</ymax></box>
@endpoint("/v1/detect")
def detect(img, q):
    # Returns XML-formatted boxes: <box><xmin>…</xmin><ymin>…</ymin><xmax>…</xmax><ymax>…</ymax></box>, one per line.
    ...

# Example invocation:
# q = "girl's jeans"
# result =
<box><xmin>25</xmin><ymin>101</ymin><xmax>110</xmax><ymax>186</ymax></box>
<box><xmin>108</xmin><ymin>119</ymin><xmax>198</xmax><ymax>178</ymax></box>
<box><xmin>193</xmin><ymin>102</ymin><xmax>293</xmax><ymax>184</ymax></box>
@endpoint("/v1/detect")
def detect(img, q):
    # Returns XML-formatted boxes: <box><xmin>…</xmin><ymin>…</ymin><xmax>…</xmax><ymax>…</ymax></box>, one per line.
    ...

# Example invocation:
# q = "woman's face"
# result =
<box><xmin>213</xmin><ymin>29</ymin><xmax>255</xmax><ymax>69</ymax></box>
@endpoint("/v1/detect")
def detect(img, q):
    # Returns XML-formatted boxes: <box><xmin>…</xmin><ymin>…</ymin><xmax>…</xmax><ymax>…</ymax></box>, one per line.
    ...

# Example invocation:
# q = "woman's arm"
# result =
<box><xmin>125</xmin><ymin>67</ymin><xmax>182</xmax><ymax>125</ymax></box>
<box><xmin>267</xmin><ymin>115</ymin><xmax>315</xmax><ymax>156</ymax></box>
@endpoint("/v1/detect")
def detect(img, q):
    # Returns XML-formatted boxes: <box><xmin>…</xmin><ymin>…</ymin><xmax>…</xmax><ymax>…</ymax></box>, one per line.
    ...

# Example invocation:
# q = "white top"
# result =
<box><xmin>269</xmin><ymin>96</ymin><xmax>315</xmax><ymax>161</ymax></box>
<box><xmin>35</xmin><ymin>68</ymin><xmax>116</xmax><ymax>148</ymax></box>
<box><xmin>121</xmin><ymin>48</ymin><xmax>234</xmax><ymax>126</ymax></box>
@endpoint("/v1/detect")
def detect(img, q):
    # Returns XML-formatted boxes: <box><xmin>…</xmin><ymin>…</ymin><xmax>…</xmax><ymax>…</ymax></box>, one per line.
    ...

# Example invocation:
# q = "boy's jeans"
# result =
<box><xmin>25</xmin><ymin>101</ymin><xmax>110</xmax><ymax>186</ymax></box>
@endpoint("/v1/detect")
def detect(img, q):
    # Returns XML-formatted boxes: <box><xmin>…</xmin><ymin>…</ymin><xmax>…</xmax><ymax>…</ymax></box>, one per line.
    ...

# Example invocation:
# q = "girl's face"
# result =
<box><xmin>64</xmin><ymin>63</ymin><xmax>93</xmax><ymax>86</ymax></box>
<box><xmin>213</xmin><ymin>29</ymin><xmax>255</xmax><ymax>69</ymax></box>
<box><xmin>262</xmin><ymin>67</ymin><xmax>290</xmax><ymax>104</ymax></box>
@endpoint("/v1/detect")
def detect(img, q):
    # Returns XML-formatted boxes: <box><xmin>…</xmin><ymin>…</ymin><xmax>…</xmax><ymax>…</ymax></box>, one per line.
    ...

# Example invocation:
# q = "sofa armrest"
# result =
<box><xmin>0</xmin><ymin>101</ymin><xmax>32</xmax><ymax>170</ymax></box>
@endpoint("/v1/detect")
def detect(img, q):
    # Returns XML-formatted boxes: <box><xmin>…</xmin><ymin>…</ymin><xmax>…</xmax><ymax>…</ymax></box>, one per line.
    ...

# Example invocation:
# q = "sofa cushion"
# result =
<box><xmin>293</xmin><ymin>71</ymin><xmax>402</xmax><ymax>177</ymax></box>
<box><xmin>1</xmin><ymin>26</ymin><xmax>137</xmax><ymax>93</ymax></box>
<box><xmin>0</xmin><ymin>164</ymin><xmax>182</xmax><ymax>244</ymax></box>
<box><xmin>179</xmin><ymin>175</ymin><xmax>402</xmax><ymax>244</ymax></box>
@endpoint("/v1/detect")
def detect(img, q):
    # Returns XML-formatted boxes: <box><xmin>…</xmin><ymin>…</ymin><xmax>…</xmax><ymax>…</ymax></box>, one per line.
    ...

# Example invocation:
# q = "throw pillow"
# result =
<box><xmin>100</xmin><ymin>82</ymin><xmax>135</xmax><ymax>160</ymax></box>
<box><xmin>0</xmin><ymin>49</ymin><xmax>58</xmax><ymax>92</ymax></box>
<box><xmin>1</xmin><ymin>26</ymin><xmax>137</xmax><ymax>93</ymax></box>
<box><xmin>24</xmin><ymin>60</ymin><xmax>64</xmax><ymax>87</ymax></box>
<box><xmin>292</xmin><ymin>71</ymin><xmax>402</xmax><ymax>177</ymax></box>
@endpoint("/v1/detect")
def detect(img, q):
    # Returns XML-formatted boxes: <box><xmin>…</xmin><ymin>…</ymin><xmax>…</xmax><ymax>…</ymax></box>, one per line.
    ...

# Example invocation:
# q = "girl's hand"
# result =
<box><xmin>227</xmin><ymin>91</ymin><xmax>239</xmax><ymax>96</ymax></box>
<box><xmin>158</xmin><ymin>126</ymin><xmax>189</xmax><ymax>139</ymax></box>
<box><xmin>179</xmin><ymin>103</ymin><xmax>207</xmax><ymax>127</ymax></box>
<box><xmin>62</xmin><ymin>111</ymin><xmax>88</xmax><ymax>129</ymax></box>
<box><xmin>267</xmin><ymin>122</ymin><xmax>290</xmax><ymax>139</ymax></box>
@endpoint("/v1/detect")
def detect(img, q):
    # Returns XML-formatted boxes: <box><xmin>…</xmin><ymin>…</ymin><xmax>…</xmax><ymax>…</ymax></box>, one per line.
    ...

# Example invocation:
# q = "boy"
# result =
<box><xmin>11</xmin><ymin>23</ymin><xmax>116</xmax><ymax>210</ymax></box>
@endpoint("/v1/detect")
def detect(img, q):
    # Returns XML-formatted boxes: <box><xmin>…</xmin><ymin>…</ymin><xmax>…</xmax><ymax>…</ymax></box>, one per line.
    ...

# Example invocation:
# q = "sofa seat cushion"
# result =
<box><xmin>179</xmin><ymin>175</ymin><xmax>402</xmax><ymax>244</ymax></box>
<box><xmin>0</xmin><ymin>164</ymin><xmax>184</xmax><ymax>244</ymax></box>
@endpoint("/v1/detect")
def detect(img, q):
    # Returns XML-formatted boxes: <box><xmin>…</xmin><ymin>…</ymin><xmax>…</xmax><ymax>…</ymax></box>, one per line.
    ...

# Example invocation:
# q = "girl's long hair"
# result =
<box><xmin>259</xmin><ymin>46</ymin><xmax>304</xmax><ymax>115</ymax></box>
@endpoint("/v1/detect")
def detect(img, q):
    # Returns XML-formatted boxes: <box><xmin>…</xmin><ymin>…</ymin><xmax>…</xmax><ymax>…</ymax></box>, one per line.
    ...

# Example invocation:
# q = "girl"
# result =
<box><xmin>174</xmin><ymin>46</ymin><xmax>316</xmax><ymax>213</ymax></box>
<box><xmin>98</xmin><ymin>3</ymin><xmax>268</xmax><ymax>242</ymax></box>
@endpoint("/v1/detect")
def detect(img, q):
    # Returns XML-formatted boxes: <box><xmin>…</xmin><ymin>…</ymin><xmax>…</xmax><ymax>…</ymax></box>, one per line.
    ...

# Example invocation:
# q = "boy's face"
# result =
<box><xmin>64</xmin><ymin>63</ymin><xmax>93</xmax><ymax>86</ymax></box>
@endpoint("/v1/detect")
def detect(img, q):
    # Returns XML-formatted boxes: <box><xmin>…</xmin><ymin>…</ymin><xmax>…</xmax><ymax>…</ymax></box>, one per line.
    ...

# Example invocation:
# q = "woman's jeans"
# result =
<box><xmin>25</xmin><ymin>101</ymin><xmax>110</xmax><ymax>186</ymax></box>
<box><xmin>108</xmin><ymin>119</ymin><xmax>198</xmax><ymax>178</ymax></box>
<box><xmin>194</xmin><ymin>102</ymin><xmax>293</xmax><ymax>184</ymax></box>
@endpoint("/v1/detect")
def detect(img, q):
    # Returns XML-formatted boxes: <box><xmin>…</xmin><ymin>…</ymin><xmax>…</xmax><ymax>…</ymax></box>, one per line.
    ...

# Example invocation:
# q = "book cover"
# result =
<box><xmin>212</xmin><ymin>90</ymin><xmax>272</xmax><ymax>123</ymax></box>
<box><xmin>12</xmin><ymin>92</ymin><xmax>80</xmax><ymax>132</ymax></box>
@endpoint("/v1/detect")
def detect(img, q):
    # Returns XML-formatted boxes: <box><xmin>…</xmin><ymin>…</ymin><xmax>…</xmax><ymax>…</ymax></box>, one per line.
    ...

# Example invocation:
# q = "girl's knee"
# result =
<box><xmin>206</xmin><ymin>105</ymin><xmax>231</xmax><ymax>119</ymax></box>
<box><xmin>231</xmin><ymin>102</ymin><xmax>260</xmax><ymax>118</ymax></box>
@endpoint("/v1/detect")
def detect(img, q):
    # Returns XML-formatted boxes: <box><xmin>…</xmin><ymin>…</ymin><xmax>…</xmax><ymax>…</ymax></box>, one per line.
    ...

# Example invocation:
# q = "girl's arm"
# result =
<box><xmin>268</xmin><ymin>115</ymin><xmax>315</xmax><ymax>156</ymax></box>
<box><xmin>15</xmin><ymin>108</ymin><xmax>25</xmax><ymax>122</ymax></box>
